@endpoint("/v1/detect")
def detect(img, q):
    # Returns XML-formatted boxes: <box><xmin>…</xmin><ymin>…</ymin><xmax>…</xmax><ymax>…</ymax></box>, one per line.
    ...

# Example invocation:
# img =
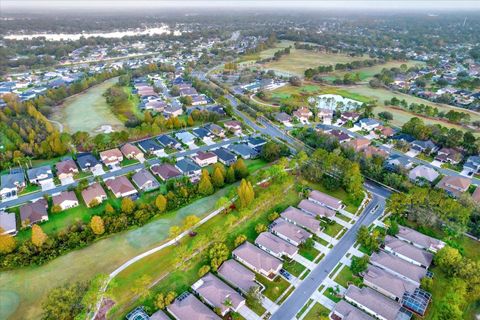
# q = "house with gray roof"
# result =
<box><xmin>408</xmin><ymin>165</ymin><xmax>439</xmax><ymax>184</ymax></box>
<box><xmin>191</xmin><ymin>273</ymin><xmax>245</xmax><ymax>316</ymax></box>
<box><xmin>396</xmin><ymin>226</ymin><xmax>445</xmax><ymax>253</ymax></box>
<box><xmin>218</xmin><ymin>259</ymin><xmax>260</xmax><ymax>294</ymax></box>
<box><xmin>463</xmin><ymin>155</ymin><xmax>480</xmax><ymax>174</ymax></box>
<box><xmin>298</xmin><ymin>199</ymin><xmax>336</xmax><ymax>219</ymax></box>
<box><xmin>255</xmin><ymin>232</ymin><xmax>298</xmax><ymax>259</ymax></box>
<box><xmin>175</xmin><ymin>131</ymin><xmax>196</xmax><ymax>146</ymax></box>
<box><xmin>76</xmin><ymin>153</ymin><xmax>102</xmax><ymax>172</ymax></box>
<box><xmin>363</xmin><ymin>265</ymin><xmax>418</xmax><ymax>302</ymax></box>
<box><xmin>212</xmin><ymin>148</ymin><xmax>237</xmax><ymax>166</ymax></box>
<box><xmin>176</xmin><ymin>158</ymin><xmax>201</xmax><ymax>181</ymax></box>
<box><xmin>384</xmin><ymin>154</ymin><xmax>413</xmax><ymax>172</ymax></box>
<box><xmin>1</xmin><ymin>169</ymin><xmax>25</xmax><ymax>201</ymax></box>
<box><xmin>410</xmin><ymin>140</ymin><xmax>439</xmax><ymax>154</ymax></box>
<box><xmin>132</xmin><ymin>169</ymin><xmax>160</xmax><ymax>191</ymax></box>
<box><xmin>384</xmin><ymin>235</ymin><xmax>434</xmax><ymax>268</ymax></box>
<box><xmin>228</xmin><ymin>143</ymin><xmax>258</xmax><ymax>159</ymax></box>
<box><xmin>151</xmin><ymin>163</ymin><xmax>182</xmax><ymax>181</ymax></box>
<box><xmin>0</xmin><ymin>210</ymin><xmax>17</xmax><ymax>235</ymax></box>
<box><xmin>269</xmin><ymin>218</ymin><xmax>312</xmax><ymax>246</ymax></box>
<box><xmin>232</xmin><ymin>242</ymin><xmax>282</xmax><ymax>280</ymax></box>
<box><xmin>370</xmin><ymin>251</ymin><xmax>427</xmax><ymax>286</ymax></box>
<box><xmin>308</xmin><ymin>190</ymin><xmax>343</xmax><ymax>211</ymax></box>
<box><xmin>167</xmin><ymin>292</ymin><xmax>221</xmax><ymax>320</ymax></box>
<box><xmin>27</xmin><ymin>165</ymin><xmax>53</xmax><ymax>185</ymax></box>
<box><xmin>330</xmin><ymin>300</ymin><xmax>374</xmax><ymax>320</ymax></box>
<box><xmin>137</xmin><ymin>139</ymin><xmax>164</xmax><ymax>157</ymax></box>
<box><xmin>157</xmin><ymin>134</ymin><xmax>181</xmax><ymax>149</ymax></box>
<box><xmin>280</xmin><ymin>206</ymin><xmax>321</xmax><ymax>233</ymax></box>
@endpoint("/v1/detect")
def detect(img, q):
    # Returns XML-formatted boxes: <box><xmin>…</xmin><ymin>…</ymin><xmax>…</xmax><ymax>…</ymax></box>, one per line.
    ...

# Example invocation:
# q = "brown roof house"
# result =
<box><xmin>434</xmin><ymin>147</ymin><xmax>463</xmax><ymax>165</ymax></box>
<box><xmin>308</xmin><ymin>190</ymin><xmax>343</xmax><ymax>211</ymax></box>
<box><xmin>232</xmin><ymin>242</ymin><xmax>282</xmax><ymax>280</ymax></box>
<box><xmin>270</xmin><ymin>218</ymin><xmax>312</xmax><ymax>247</ymax></box>
<box><xmin>120</xmin><ymin>143</ymin><xmax>145</xmax><ymax>163</ymax></box>
<box><xmin>383</xmin><ymin>235</ymin><xmax>434</xmax><ymax>268</ymax></box>
<box><xmin>346</xmin><ymin>137</ymin><xmax>371</xmax><ymax>152</ymax></box>
<box><xmin>81</xmin><ymin>183</ymin><xmax>107</xmax><ymax>207</ymax></box>
<box><xmin>20</xmin><ymin>199</ymin><xmax>48</xmax><ymax>226</ymax></box>
<box><xmin>191</xmin><ymin>273</ymin><xmax>245</xmax><ymax>316</ymax></box>
<box><xmin>298</xmin><ymin>199</ymin><xmax>336</xmax><ymax>219</ymax></box>
<box><xmin>105</xmin><ymin>176</ymin><xmax>137</xmax><ymax>198</ymax></box>
<box><xmin>363</xmin><ymin>264</ymin><xmax>418</xmax><ymax>302</ymax></box>
<box><xmin>132</xmin><ymin>169</ymin><xmax>160</xmax><ymax>192</ymax></box>
<box><xmin>472</xmin><ymin>186</ymin><xmax>480</xmax><ymax>203</ymax></box>
<box><xmin>52</xmin><ymin>191</ymin><xmax>79</xmax><ymax>211</ymax></box>
<box><xmin>192</xmin><ymin>151</ymin><xmax>218</xmax><ymax>167</ymax></box>
<box><xmin>254</xmin><ymin>232</ymin><xmax>298</xmax><ymax>259</ymax></box>
<box><xmin>362</xmin><ymin>146</ymin><xmax>389</xmax><ymax>159</ymax></box>
<box><xmin>218</xmin><ymin>259</ymin><xmax>260</xmax><ymax>294</ymax></box>
<box><xmin>396</xmin><ymin>226</ymin><xmax>445</xmax><ymax>253</ymax></box>
<box><xmin>150</xmin><ymin>163</ymin><xmax>182</xmax><ymax>181</ymax></box>
<box><xmin>330</xmin><ymin>300</ymin><xmax>374</xmax><ymax>320</ymax></box>
<box><xmin>224</xmin><ymin>120</ymin><xmax>243</xmax><ymax>135</ymax></box>
<box><xmin>370</xmin><ymin>251</ymin><xmax>427</xmax><ymax>286</ymax></box>
<box><xmin>293</xmin><ymin>107</ymin><xmax>313</xmax><ymax>124</ymax></box>
<box><xmin>280</xmin><ymin>206</ymin><xmax>321</xmax><ymax>233</ymax></box>
<box><xmin>436</xmin><ymin>175</ymin><xmax>471</xmax><ymax>197</ymax></box>
<box><xmin>55</xmin><ymin>159</ymin><xmax>79</xmax><ymax>180</ymax></box>
<box><xmin>99</xmin><ymin>148</ymin><xmax>123</xmax><ymax>169</ymax></box>
<box><xmin>167</xmin><ymin>292</ymin><xmax>221</xmax><ymax>320</ymax></box>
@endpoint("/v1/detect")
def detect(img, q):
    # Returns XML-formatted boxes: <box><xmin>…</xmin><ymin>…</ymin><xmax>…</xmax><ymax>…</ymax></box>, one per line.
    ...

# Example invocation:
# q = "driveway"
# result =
<box><xmin>60</xmin><ymin>177</ymin><xmax>74</xmax><ymax>186</ymax></box>
<box><xmin>41</xmin><ymin>181</ymin><xmax>56</xmax><ymax>191</ymax></box>
<box><xmin>431</xmin><ymin>160</ymin><xmax>443</xmax><ymax>168</ymax></box>
<box><xmin>405</xmin><ymin>149</ymin><xmax>420</xmax><ymax>157</ymax></box>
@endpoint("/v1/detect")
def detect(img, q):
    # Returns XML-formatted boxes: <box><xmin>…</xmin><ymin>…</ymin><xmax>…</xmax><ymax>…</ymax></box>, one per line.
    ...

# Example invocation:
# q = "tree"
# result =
<box><xmin>131</xmin><ymin>275</ymin><xmax>152</xmax><ymax>299</ymax></box>
<box><xmin>90</xmin><ymin>216</ymin><xmax>105</xmax><ymax>235</ymax></box>
<box><xmin>169</xmin><ymin>225</ymin><xmax>182</xmax><ymax>238</ymax></box>
<box><xmin>198</xmin><ymin>265</ymin><xmax>211</xmax><ymax>277</ymax></box>
<box><xmin>226</xmin><ymin>166</ymin><xmax>236</xmax><ymax>183</ymax></box>
<box><xmin>155</xmin><ymin>194</ymin><xmax>167</xmax><ymax>212</ymax></box>
<box><xmin>435</xmin><ymin>246</ymin><xmax>462</xmax><ymax>276</ymax></box>
<box><xmin>51</xmin><ymin>204</ymin><xmax>62</xmax><ymax>213</ymax></box>
<box><xmin>105</xmin><ymin>203</ymin><xmax>115</xmax><ymax>214</ymax></box>
<box><xmin>183</xmin><ymin>215</ymin><xmax>200</xmax><ymax>230</ymax></box>
<box><xmin>255</xmin><ymin>223</ymin><xmax>267</xmax><ymax>234</ymax></box>
<box><xmin>212</xmin><ymin>167</ymin><xmax>225</xmax><ymax>188</ymax></box>
<box><xmin>32</xmin><ymin>224</ymin><xmax>48</xmax><ymax>247</ymax></box>
<box><xmin>245</xmin><ymin>286</ymin><xmax>262</xmax><ymax>311</ymax></box>
<box><xmin>164</xmin><ymin>291</ymin><xmax>176</xmax><ymax>306</ymax></box>
<box><xmin>0</xmin><ymin>228</ymin><xmax>16</xmax><ymax>254</ymax></box>
<box><xmin>234</xmin><ymin>234</ymin><xmax>247</xmax><ymax>247</ymax></box>
<box><xmin>215</xmin><ymin>196</ymin><xmax>230</xmax><ymax>209</ymax></box>
<box><xmin>233</xmin><ymin>159</ymin><xmax>249</xmax><ymax>179</ymax></box>
<box><xmin>387</xmin><ymin>220</ymin><xmax>399</xmax><ymax>236</ymax></box>
<box><xmin>378</xmin><ymin>111</ymin><xmax>393</xmax><ymax>122</ymax></box>
<box><xmin>420</xmin><ymin>277</ymin><xmax>433</xmax><ymax>291</ymax></box>
<box><xmin>236</xmin><ymin>179</ymin><xmax>255</xmax><ymax>209</ymax></box>
<box><xmin>198</xmin><ymin>169</ymin><xmax>214</xmax><ymax>196</ymax></box>
<box><xmin>155</xmin><ymin>293</ymin><xmax>166</xmax><ymax>310</ymax></box>
<box><xmin>121</xmin><ymin>197</ymin><xmax>135</xmax><ymax>214</ymax></box>
<box><xmin>187</xmin><ymin>115</ymin><xmax>194</xmax><ymax>127</ymax></box>
<box><xmin>350</xmin><ymin>255</ymin><xmax>369</xmax><ymax>275</ymax></box>
<box><xmin>41</xmin><ymin>282</ymin><xmax>89</xmax><ymax>320</ymax></box>
<box><xmin>261</xmin><ymin>141</ymin><xmax>288</xmax><ymax>162</ymax></box>
<box><xmin>268</xmin><ymin>211</ymin><xmax>279</xmax><ymax>222</ymax></box>
<box><xmin>208</xmin><ymin>242</ymin><xmax>229</xmax><ymax>271</ymax></box>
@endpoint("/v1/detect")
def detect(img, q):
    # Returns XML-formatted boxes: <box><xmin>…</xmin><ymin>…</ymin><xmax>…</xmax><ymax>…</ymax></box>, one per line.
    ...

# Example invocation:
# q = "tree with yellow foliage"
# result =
<box><xmin>31</xmin><ymin>224</ymin><xmax>48</xmax><ymax>247</ymax></box>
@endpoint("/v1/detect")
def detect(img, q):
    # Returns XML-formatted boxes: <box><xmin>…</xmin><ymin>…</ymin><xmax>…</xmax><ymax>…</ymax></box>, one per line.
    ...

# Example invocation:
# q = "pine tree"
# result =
<box><xmin>187</xmin><ymin>116</ymin><xmax>194</xmax><ymax>126</ymax></box>
<box><xmin>155</xmin><ymin>194</ymin><xmax>167</xmax><ymax>212</ymax></box>
<box><xmin>236</xmin><ymin>179</ymin><xmax>255</xmax><ymax>209</ymax></box>
<box><xmin>212</xmin><ymin>167</ymin><xmax>225</xmax><ymax>188</ymax></box>
<box><xmin>198</xmin><ymin>169</ymin><xmax>214</xmax><ymax>195</ymax></box>
<box><xmin>0</xmin><ymin>228</ymin><xmax>16</xmax><ymax>254</ymax></box>
<box><xmin>90</xmin><ymin>216</ymin><xmax>105</xmax><ymax>235</ymax></box>
<box><xmin>226</xmin><ymin>166</ymin><xmax>236</xmax><ymax>183</ymax></box>
<box><xmin>31</xmin><ymin>224</ymin><xmax>48</xmax><ymax>247</ymax></box>
<box><xmin>234</xmin><ymin>159</ymin><xmax>249</xmax><ymax>179</ymax></box>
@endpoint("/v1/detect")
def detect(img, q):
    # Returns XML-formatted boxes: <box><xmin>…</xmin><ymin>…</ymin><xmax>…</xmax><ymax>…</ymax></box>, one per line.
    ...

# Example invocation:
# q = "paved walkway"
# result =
<box><xmin>292</xmin><ymin>254</ymin><xmax>317</xmax><ymax>269</ymax></box>
<box><xmin>261</xmin><ymin>296</ymin><xmax>279</xmax><ymax>314</ymax></box>
<box><xmin>338</xmin><ymin>209</ymin><xmax>357</xmax><ymax>220</ymax></box>
<box><xmin>313</xmin><ymin>242</ymin><xmax>330</xmax><ymax>255</ymax></box>
<box><xmin>238</xmin><ymin>305</ymin><xmax>259</xmax><ymax>320</ymax></box>
<box><xmin>315</xmin><ymin>231</ymin><xmax>339</xmax><ymax>245</ymax></box>
<box><xmin>331</xmin><ymin>216</ymin><xmax>353</xmax><ymax>228</ymax></box>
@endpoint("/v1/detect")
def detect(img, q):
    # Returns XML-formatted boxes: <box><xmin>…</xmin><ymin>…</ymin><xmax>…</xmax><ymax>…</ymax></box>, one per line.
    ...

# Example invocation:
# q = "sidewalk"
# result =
<box><xmin>292</xmin><ymin>253</ymin><xmax>317</xmax><ymax>269</ymax></box>
<box><xmin>238</xmin><ymin>305</ymin><xmax>260</xmax><ymax>320</ymax></box>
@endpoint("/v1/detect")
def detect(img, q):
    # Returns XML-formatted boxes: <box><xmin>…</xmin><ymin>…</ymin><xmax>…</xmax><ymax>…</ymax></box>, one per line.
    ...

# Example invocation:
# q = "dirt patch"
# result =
<box><xmin>95</xmin><ymin>298</ymin><xmax>115</xmax><ymax>320</ymax></box>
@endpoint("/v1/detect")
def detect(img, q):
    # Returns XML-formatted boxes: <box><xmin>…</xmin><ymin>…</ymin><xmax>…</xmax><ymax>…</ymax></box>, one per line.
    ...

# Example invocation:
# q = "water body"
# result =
<box><xmin>50</xmin><ymin>77</ymin><xmax>125</xmax><ymax>134</ymax></box>
<box><xmin>5</xmin><ymin>26</ymin><xmax>181</xmax><ymax>41</ymax></box>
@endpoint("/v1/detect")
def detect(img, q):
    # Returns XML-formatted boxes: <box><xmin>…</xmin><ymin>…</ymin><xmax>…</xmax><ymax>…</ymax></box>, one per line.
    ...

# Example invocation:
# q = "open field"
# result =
<box><xmin>237</xmin><ymin>40</ymin><xmax>294</xmax><ymax>64</ymax></box>
<box><xmin>50</xmin><ymin>77</ymin><xmax>125</xmax><ymax>134</ymax></box>
<box><xmin>0</xmin><ymin>185</ymin><xmax>237</xmax><ymax>320</ymax></box>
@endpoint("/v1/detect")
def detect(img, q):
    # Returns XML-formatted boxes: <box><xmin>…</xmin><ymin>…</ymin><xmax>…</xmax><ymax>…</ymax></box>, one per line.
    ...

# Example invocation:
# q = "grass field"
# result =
<box><xmin>282</xmin><ymin>260</ymin><xmax>307</xmax><ymax>277</ymax></box>
<box><xmin>50</xmin><ymin>77</ymin><xmax>125</xmax><ymax>134</ymax></box>
<box><xmin>333</xmin><ymin>266</ymin><xmax>356</xmax><ymax>288</ymax></box>
<box><xmin>237</xmin><ymin>40</ymin><xmax>294</xmax><ymax>63</ymax></box>
<box><xmin>302</xmin><ymin>302</ymin><xmax>330</xmax><ymax>320</ymax></box>
<box><xmin>0</xmin><ymin>185</ymin><xmax>238</xmax><ymax>320</ymax></box>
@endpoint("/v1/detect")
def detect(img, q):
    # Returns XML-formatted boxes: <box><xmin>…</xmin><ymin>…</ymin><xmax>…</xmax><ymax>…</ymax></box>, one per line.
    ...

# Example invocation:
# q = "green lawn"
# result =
<box><xmin>322</xmin><ymin>221</ymin><xmax>345</xmax><ymax>238</ymax></box>
<box><xmin>256</xmin><ymin>275</ymin><xmax>291</xmax><ymax>302</ymax></box>
<box><xmin>299</xmin><ymin>246</ymin><xmax>320</xmax><ymax>262</ymax></box>
<box><xmin>296</xmin><ymin>299</ymin><xmax>313</xmax><ymax>318</ymax></box>
<box><xmin>120</xmin><ymin>158</ymin><xmax>139</xmax><ymax>167</ymax></box>
<box><xmin>245</xmin><ymin>159</ymin><xmax>269</xmax><ymax>172</ymax></box>
<box><xmin>282</xmin><ymin>260</ymin><xmax>307</xmax><ymax>277</ymax></box>
<box><xmin>18</xmin><ymin>184</ymin><xmax>41</xmax><ymax>195</ymax></box>
<box><xmin>323</xmin><ymin>287</ymin><xmax>341</xmax><ymax>303</ymax></box>
<box><xmin>313</xmin><ymin>235</ymin><xmax>329</xmax><ymax>247</ymax></box>
<box><xmin>303</xmin><ymin>302</ymin><xmax>330</xmax><ymax>320</ymax></box>
<box><xmin>334</xmin><ymin>266</ymin><xmax>356</xmax><ymax>288</ymax></box>
<box><xmin>277</xmin><ymin>285</ymin><xmax>295</xmax><ymax>305</ymax></box>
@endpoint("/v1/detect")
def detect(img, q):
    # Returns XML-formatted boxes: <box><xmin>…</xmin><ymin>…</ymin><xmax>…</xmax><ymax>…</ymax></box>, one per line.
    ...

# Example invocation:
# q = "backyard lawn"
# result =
<box><xmin>299</xmin><ymin>246</ymin><xmax>320</xmax><ymax>262</ymax></box>
<box><xmin>256</xmin><ymin>274</ymin><xmax>291</xmax><ymax>302</ymax></box>
<box><xmin>322</xmin><ymin>221</ymin><xmax>345</xmax><ymax>238</ymax></box>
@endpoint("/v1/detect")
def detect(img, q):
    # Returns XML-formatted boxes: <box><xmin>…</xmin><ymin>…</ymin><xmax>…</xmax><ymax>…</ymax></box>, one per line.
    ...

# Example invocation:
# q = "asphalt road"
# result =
<box><xmin>0</xmin><ymin>137</ymin><xmax>242</xmax><ymax>210</ymax></box>
<box><xmin>270</xmin><ymin>182</ymin><xmax>390</xmax><ymax>320</ymax></box>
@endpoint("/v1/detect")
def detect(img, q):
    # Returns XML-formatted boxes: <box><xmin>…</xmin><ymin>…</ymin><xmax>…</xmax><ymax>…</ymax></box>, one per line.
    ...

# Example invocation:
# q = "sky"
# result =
<box><xmin>3</xmin><ymin>0</ymin><xmax>480</xmax><ymax>12</ymax></box>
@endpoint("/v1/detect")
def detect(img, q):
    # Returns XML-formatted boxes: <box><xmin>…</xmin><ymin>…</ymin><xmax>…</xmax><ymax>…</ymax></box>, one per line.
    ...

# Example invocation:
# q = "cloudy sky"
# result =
<box><xmin>3</xmin><ymin>0</ymin><xmax>480</xmax><ymax>11</ymax></box>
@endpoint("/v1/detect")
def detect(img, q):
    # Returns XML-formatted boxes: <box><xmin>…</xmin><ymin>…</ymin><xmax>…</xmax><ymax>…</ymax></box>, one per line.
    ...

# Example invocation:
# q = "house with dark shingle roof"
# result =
<box><xmin>157</xmin><ymin>134</ymin><xmax>181</xmax><ymax>149</ymax></box>
<box><xmin>76</xmin><ymin>153</ymin><xmax>102</xmax><ymax>172</ymax></box>
<box><xmin>212</xmin><ymin>148</ymin><xmax>237</xmax><ymax>166</ymax></box>
<box><xmin>176</xmin><ymin>158</ymin><xmax>201</xmax><ymax>181</ymax></box>
<box><xmin>105</xmin><ymin>176</ymin><xmax>137</xmax><ymax>198</ymax></box>
<box><xmin>150</xmin><ymin>163</ymin><xmax>182</xmax><ymax>181</ymax></box>
<box><xmin>137</xmin><ymin>139</ymin><xmax>164</xmax><ymax>157</ymax></box>
<box><xmin>132</xmin><ymin>169</ymin><xmax>160</xmax><ymax>191</ymax></box>
<box><xmin>1</xmin><ymin>168</ymin><xmax>25</xmax><ymax>201</ymax></box>
<box><xmin>20</xmin><ymin>199</ymin><xmax>48</xmax><ymax>226</ymax></box>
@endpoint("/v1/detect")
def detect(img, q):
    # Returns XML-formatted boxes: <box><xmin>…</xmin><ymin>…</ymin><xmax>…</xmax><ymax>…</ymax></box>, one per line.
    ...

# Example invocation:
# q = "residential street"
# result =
<box><xmin>270</xmin><ymin>182</ymin><xmax>390</xmax><ymax>320</ymax></box>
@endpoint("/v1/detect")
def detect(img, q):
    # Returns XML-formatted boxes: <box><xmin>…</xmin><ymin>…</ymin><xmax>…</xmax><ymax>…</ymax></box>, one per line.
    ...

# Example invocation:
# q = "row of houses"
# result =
<box><xmin>331</xmin><ymin>226</ymin><xmax>444</xmax><ymax>320</ymax></box>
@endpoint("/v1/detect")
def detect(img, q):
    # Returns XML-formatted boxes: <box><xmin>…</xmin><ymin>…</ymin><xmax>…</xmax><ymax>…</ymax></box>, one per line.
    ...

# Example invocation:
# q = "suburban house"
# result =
<box><xmin>280</xmin><ymin>206</ymin><xmax>321</xmax><ymax>233</ymax></box>
<box><xmin>0</xmin><ymin>169</ymin><xmax>25</xmax><ymax>201</ymax></box>
<box><xmin>0</xmin><ymin>210</ymin><xmax>17</xmax><ymax>235</ymax></box>
<box><xmin>212</xmin><ymin>148</ymin><xmax>237</xmax><ymax>166</ymax></box>
<box><xmin>150</xmin><ymin>163</ymin><xmax>182</xmax><ymax>181</ymax></box>
<box><xmin>344</xmin><ymin>285</ymin><xmax>411</xmax><ymax>320</ymax></box>
<box><xmin>192</xmin><ymin>127</ymin><xmax>214</xmax><ymax>144</ymax></box>
<box><xmin>376</xmin><ymin>125</ymin><xmax>396</xmax><ymax>138</ymax></box>
<box><xmin>383</xmin><ymin>235</ymin><xmax>434</xmax><ymax>268</ymax></box>
<box><xmin>206</xmin><ymin>123</ymin><xmax>225</xmax><ymax>138</ymax></box>
<box><xmin>105</xmin><ymin>176</ymin><xmax>138</xmax><ymax>198</ymax></box>
<box><xmin>410</xmin><ymin>140</ymin><xmax>439</xmax><ymax>154</ymax></box>
<box><xmin>137</xmin><ymin>139</ymin><xmax>164</xmax><ymax>157</ymax></box>
<box><xmin>463</xmin><ymin>155</ymin><xmax>480</xmax><ymax>174</ymax></box>
<box><xmin>362</xmin><ymin>146</ymin><xmax>389</xmax><ymax>159</ymax></box>
<box><xmin>164</xmin><ymin>105</ymin><xmax>183</xmax><ymax>118</ymax></box>
<box><xmin>396</xmin><ymin>226</ymin><xmax>445</xmax><ymax>253</ymax></box>
<box><xmin>175</xmin><ymin>158</ymin><xmax>202</xmax><ymax>181</ymax></box>
<box><xmin>224</xmin><ymin>120</ymin><xmax>242</xmax><ymax>135</ymax></box>
<box><xmin>337</xmin><ymin>111</ymin><xmax>360</xmax><ymax>126</ymax></box>
<box><xmin>52</xmin><ymin>191</ymin><xmax>79</xmax><ymax>211</ymax></box>
<box><xmin>293</xmin><ymin>106</ymin><xmax>312</xmax><ymax>124</ymax></box>
<box><xmin>328</xmin><ymin>129</ymin><xmax>352</xmax><ymax>143</ymax></box>
<box><xmin>408</xmin><ymin>165</ymin><xmax>439</xmax><ymax>184</ymax></box>
<box><xmin>192</xmin><ymin>151</ymin><xmax>218</xmax><ymax>167</ymax></box>
<box><xmin>217</xmin><ymin>259</ymin><xmax>260</xmax><ymax>294</ymax></box>
<box><xmin>434</xmin><ymin>147</ymin><xmax>463</xmax><ymax>164</ymax></box>
<box><xmin>55</xmin><ymin>159</ymin><xmax>79</xmax><ymax>180</ymax></box>
<box><xmin>27</xmin><ymin>165</ymin><xmax>53</xmax><ymax>185</ymax></box>
<box><xmin>308</xmin><ymin>190</ymin><xmax>343</xmax><ymax>211</ymax></box>
<box><xmin>356</xmin><ymin>118</ymin><xmax>381</xmax><ymax>131</ymax></box>
<box><xmin>229</xmin><ymin>143</ymin><xmax>258</xmax><ymax>159</ymax></box>
<box><xmin>472</xmin><ymin>187</ymin><xmax>480</xmax><ymax>203</ymax></box>
<box><xmin>157</xmin><ymin>134</ymin><xmax>181</xmax><ymax>149</ymax></box>
<box><xmin>20</xmin><ymin>199</ymin><xmax>48</xmax><ymax>226</ymax></box>
<box><xmin>384</xmin><ymin>154</ymin><xmax>413</xmax><ymax>172</ymax></box>
<box><xmin>76</xmin><ymin>153</ymin><xmax>102</xmax><ymax>172</ymax></box>
<box><xmin>363</xmin><ymin>265</ymin><xmax>417</xmax><ymax>302</ymax></box>
<box><xmin>346</xmin><ymin>137</ymin><xmax>371</xmax><ymax>152</ymax></box>
<box><xmin>191</xmin><ymin>94</ymin><xmax>208</xmax><ymax>106</ymax></box>
<box><xmin>232</xmin><ymin>242</ymin><xmax>282</xmax><ymax>280</ymax></box>
<box><xmin>370</xmin><ymin>251</ymin><xmax>427</xmax><ymax>286</ymax></box>
<box><xmin>247</xmin><ymin>137</ymin><xmax>267</xmax><ymax>150</ymax></box>
<box><xmin>191</xmin><ymin>273</ymin><xmax>245</xmax><ymax>316</ymax></box>
<box><xmin>132</xmin><ymin>169</ymin><xmax>160</xmax><ymax>191</ymax></box>
<box><xmin>167</xmin><ymin>292</ymin><xmax>221</xmax><ymax>320</ymax></box>
<box><xmin>317</xmin><ymin>108</ymin><xmax>333</xmax><ymax>124</ymax></box>
<box><xmin>81</xmin><ymin>183</ymin><xmax>107</xmax><ymax>207</ymax></box>
<box><xmin>175</xmin><ymin>131</ymin><xmax>197</xmax><ymax>147</ymax></box>
<box><xmin>330</xmin><ymin>300</ymin><xmax>374</xmax><ymax>320</ymax></box>
<box><xmin>120</xmin><ymin>143</ymin><xmax>145</xmax><ymax>163</ymax></box>
<box><xmin>99</xmin><ymin>148</ymin><xmax>123</xmax><ymax>169</ymax></box>
<box><xmin>275</xmin><ymin>112</ymin><xmax>292</xmax><ymax>126</ymax></box>
<box><xmin>269</xmin><ymin>218</ymin><xmax>312</xmax><ymax>246</ymax></box>
<box><xmin>435</xmin><ymin>175</ymin><xmax>471</xmax><ymax>197</ymax></box>
<box><xmin>298</xmin><ymin>199</ymin><xmax>336</xmax><ymax>219</ymax></box>
<box><xmin>254</xmin><ymin>231</ymin><xmax>298</xmax><ymax>259</ymax></box>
